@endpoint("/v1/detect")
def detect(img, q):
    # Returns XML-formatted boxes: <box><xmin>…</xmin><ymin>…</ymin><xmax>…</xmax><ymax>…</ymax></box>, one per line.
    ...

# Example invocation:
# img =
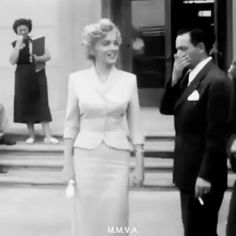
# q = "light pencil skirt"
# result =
<box><xmin>72</xmin><ymin>143</ymin><xmax>130</xmax><ymax>236</ymax></box>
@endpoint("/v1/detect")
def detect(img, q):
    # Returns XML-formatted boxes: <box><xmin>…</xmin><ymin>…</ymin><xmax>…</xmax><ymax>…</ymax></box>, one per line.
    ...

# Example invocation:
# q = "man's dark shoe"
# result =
<box><xmin>0</xmin><ymin>135</ymin><xmax>16</xmax><ymax>145</ymax></box>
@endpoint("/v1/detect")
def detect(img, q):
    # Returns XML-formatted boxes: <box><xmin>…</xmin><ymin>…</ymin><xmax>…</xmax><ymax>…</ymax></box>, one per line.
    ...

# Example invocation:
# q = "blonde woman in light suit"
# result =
<box><xmin>63</xmin><ymin>19</ymin><xmax>144</xmax><ymax>236</ymax></box>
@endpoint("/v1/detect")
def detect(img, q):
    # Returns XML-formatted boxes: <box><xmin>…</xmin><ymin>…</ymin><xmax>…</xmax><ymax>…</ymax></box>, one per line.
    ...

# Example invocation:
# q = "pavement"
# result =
<box><xmin>0</xmin><ymin>186</ymin><xmax>232</xmax><ymax>236</ymax></box>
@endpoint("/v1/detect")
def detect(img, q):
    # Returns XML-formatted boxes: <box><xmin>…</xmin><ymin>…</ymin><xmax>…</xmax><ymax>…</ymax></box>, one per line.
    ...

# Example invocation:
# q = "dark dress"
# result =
<box><xmin>12</xmin><ymin>39</ymin><xmax>52</xmax><ymax>123</ymax></box>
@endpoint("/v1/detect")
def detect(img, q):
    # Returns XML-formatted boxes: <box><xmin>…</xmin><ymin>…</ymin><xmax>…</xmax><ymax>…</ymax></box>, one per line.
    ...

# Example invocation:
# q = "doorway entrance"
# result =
<box><xmin>102</xmin><ymin>0</ymin><xmax>232</xmax><ymax>106</ymax></box>
<box><xmin>167</xmin><ymin>0</ymin><xmax>232</xmax><ymax>70</ymax></box>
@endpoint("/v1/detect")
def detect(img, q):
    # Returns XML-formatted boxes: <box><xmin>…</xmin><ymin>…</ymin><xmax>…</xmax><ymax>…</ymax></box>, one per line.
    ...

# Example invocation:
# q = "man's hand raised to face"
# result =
<box><xmin>172</xmin><ymin>53</ymin><xmax>191</xmax><ymax>86</ymax></box>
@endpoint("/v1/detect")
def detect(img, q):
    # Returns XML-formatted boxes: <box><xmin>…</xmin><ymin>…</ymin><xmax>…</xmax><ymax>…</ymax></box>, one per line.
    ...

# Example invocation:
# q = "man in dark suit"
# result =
<box><xmin>160</xmin><ymin>28</ymin><xmax>232</xmax><ymax>236</ymax></box>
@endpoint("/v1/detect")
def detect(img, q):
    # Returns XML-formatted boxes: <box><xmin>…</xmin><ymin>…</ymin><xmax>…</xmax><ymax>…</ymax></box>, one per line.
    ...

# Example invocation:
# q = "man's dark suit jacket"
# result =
<box><xmin>160</xmin><ymin>60</ymin><xmax>232</xmax><ymax>193</ymax></box>
<box><xmin>229</xmin><ymin>72</ymin><xmax>236</xmax><ymax>172</ymax></box>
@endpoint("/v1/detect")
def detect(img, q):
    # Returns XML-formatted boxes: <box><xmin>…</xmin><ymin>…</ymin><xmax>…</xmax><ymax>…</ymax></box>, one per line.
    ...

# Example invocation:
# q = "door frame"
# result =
<box><xmin>102</xmin><ymin>0</ymin><xmax>132</xmax><ymax>72</ymax></box>
<box><xmin>101</xmin><ymin>0</ymin><xmax>233</xmax><ymax>84</ymax></box>
<box><xmin>166</xmin><ymin>0</ymin><xmax>232</xmax><ymax>72</ymax></box>
<box><xmin>165</xmin><ymin>0</ymin><xmax>173</xmax><ymax>82</ymax></box>
<box><xmin>215</xmin><ymin>0</ymin><xmax>233</xmax><ymax>69</ymax></box>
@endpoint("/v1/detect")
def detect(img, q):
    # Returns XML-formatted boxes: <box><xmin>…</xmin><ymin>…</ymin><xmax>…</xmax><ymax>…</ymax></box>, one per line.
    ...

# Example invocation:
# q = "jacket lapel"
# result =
<box><xmin>87</xmin><ymin>66</ymin><xmax>118</xmax><ymax>93</ymax></box>
<box><xmin>88</xmin><ymin>67</ymin><xmax>103</xmax><ymax>92</ymax></box>
<box><xmin>175</xmin><ymin>60</ymin><xmax>214</xmax><ymax>110</ymax></box>
<box><xmin>104</xmin><ymin>67</ymin><xmax>119</xmax><ymax>92</ymax></box>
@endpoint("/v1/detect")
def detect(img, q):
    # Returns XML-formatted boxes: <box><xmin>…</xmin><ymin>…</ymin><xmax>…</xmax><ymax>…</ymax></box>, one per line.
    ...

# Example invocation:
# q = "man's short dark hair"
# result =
<box><xmin>12</xmin><ymin>18</ymin><xmax>32</xmax><ymax>34</ymax></box>
<box><xmin>177</xmin><ymin>28</ymin><xmax>214</xmax><ymax>54</ymax></box>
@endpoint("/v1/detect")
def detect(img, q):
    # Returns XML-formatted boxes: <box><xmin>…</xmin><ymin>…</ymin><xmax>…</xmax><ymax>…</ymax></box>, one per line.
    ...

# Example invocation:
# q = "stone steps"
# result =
<box><xmin>0</xmin><ymin>140</ymin><xmax>174</xmax><ymax>158</ymax></box>
<box><xmin>3</xmin><ymin>138</ymin><xmax>236</xmax><ymax>156</ymax></box>
<box><xmin>0</xmin><ymin>138</ymin><xmax>235</xmax><ymax>189</ymax></box>
<box><xmin>0</xmin><ymin>139</ymin><xmax>175</xmax><ymax>188</ymax></box>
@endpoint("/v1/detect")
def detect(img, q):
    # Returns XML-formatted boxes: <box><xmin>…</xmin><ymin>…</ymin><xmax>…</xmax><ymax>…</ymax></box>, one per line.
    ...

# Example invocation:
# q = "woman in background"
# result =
<box><xmin>63</xmin><ymin>18</ymin><xmax>144</xmax><ymax>235</ymax></box>
<box><xmin>9</xmin><ymin>18</ymin><xmax>59</xmax><ymax>144</ymax></box>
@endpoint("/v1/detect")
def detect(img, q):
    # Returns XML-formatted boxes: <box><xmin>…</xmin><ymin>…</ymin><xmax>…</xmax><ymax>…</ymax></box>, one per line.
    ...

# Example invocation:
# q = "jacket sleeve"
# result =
<box><xmin>228</xmin><ymin>75</ymin><xmax>236</xmax><ymax>172</ymax></box>
<box><xmin>198</xmin><ymin>78</ymin><xmax>233</xmax><ymax>181</ymax></box>
<box><xmin>228</xmin><ymin>75</ymin><xmax>236</xmax><ymax>133</ymax></box>
<box><xmin>63</xmin><ymin>75</ymin><xmax>80</xmax><ymax>140</ymax></box>
<box><xmin>127</xmin><ymin>76</ymin><xmax>144</xmax><ymax>145</ymax></box>
<box><xmin>160</xmin><ymin>78</ymin><xmax>183</xmax><ymax>115</ymax></box>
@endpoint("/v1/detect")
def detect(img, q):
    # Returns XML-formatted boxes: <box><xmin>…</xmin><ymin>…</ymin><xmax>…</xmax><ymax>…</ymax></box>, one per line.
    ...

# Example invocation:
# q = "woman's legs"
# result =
<box><xmin>26</xmin><ymin>122</ymin><xmax>59</xmax><ymax>144</ymax></box>
<box><xmin>0</xmin><ymin>103</ymin><xmax>8</xmax><ymax>134</ymax></box>
<box><xmin>41</xmin><ymin>122</ymin><xmax>51</xmax><ymax>139</ymax></box>
<box><xmin>41</xmin><ymin>122</ymin><xmax>59</xmax><ymax>144</ymax></box>
<box><xmin>26</xmin><ymin>123</ymin><xmax>35</xmax><ymax>144</ymax></box>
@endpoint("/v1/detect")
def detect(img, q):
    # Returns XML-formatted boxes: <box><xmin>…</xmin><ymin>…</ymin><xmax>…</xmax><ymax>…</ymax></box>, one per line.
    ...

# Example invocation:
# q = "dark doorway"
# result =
<box><xmin>171</xmin><ymin>0</ymin><xmax>214</xmax><ymax>37</ymax></box>
<box><xmin>169</xmin><ymin>0</ymin><xmax>231</xmax><ymax>71</ymax></box>
<box><xmin>101</xmin><ymin>0</ymin><xmax>232</xmax><ymax>107</ymax></box>
<box><xmin>132</xmin><ymin>26</ymin><xmax>166</xmax><ymax>89</ymax></box>
<box><xmin>171</xmin><ymin>0</ymin><xmax>215</xmax><ymax>59</ymax></box>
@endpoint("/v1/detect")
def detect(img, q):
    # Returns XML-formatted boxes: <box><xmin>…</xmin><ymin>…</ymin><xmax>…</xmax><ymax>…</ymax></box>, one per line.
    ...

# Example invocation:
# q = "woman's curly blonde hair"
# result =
<box><xmin>81</xmin><ymin>18</ymin><xmax>122</xmax><ymax>61</ymax></box>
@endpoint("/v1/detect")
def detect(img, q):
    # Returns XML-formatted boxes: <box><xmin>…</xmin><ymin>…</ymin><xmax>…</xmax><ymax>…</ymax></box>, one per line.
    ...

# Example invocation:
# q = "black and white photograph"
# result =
<box><xmin>0</xmin><ymin>0</ymin><xmax>235</xmax><ymax>235</ymax></box>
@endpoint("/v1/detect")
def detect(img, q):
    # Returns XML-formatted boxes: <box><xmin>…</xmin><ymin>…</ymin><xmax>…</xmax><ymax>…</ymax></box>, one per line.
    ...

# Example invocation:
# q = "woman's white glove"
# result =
<box><xmin>66</xmin><ymin>179</ymin><xmax>75</xmax><ymax>198</ymax></box>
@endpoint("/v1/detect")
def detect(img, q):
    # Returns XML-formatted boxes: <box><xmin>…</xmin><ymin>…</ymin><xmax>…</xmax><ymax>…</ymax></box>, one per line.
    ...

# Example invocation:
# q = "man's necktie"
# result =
<box><xmin>180</xmin><ymin>69</ymin><xmax>191</xmax><ymax>91</ymax></box>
